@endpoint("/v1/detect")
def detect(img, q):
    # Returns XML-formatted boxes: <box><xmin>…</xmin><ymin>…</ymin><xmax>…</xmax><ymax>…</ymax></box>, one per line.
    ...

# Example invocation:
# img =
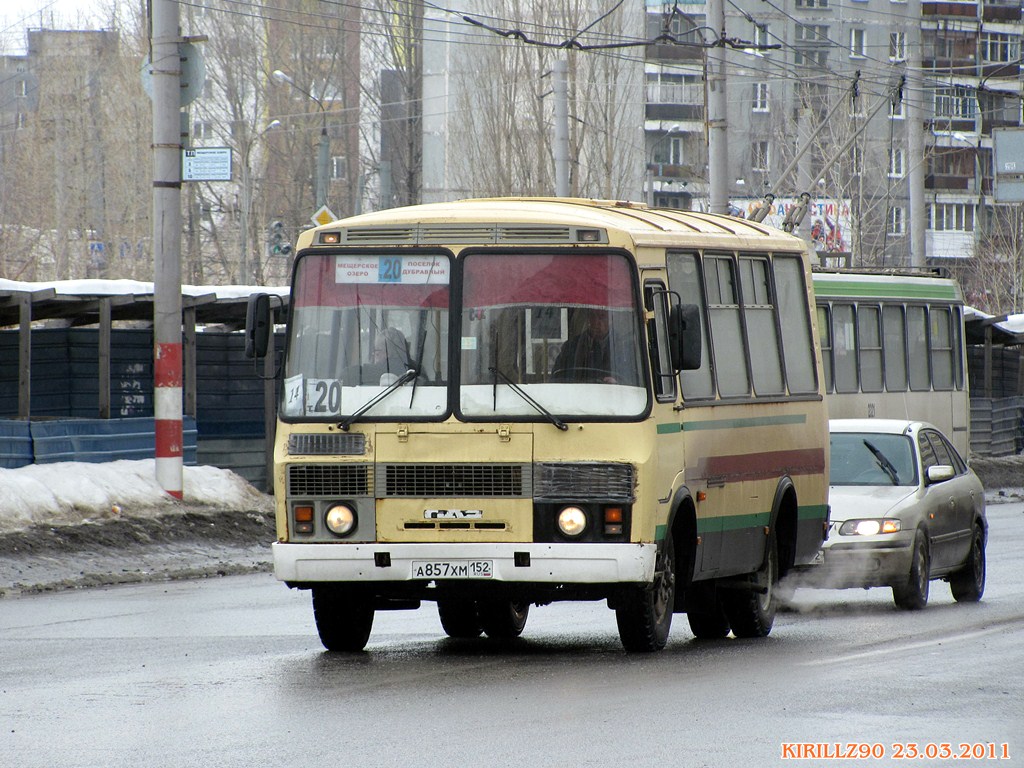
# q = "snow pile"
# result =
<box><xmin>0</xmin><ymin>460</ymin><xmax>271</xmax><ymax>534</ymax></box>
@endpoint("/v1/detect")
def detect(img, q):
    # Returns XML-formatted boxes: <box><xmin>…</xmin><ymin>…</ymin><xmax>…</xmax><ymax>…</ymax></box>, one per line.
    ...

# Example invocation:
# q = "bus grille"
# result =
<box><xmin>288</xmin><ymin>464</ymin><xmax>371</xmax><ymax>496</ymax></box>
<box><xmin>288</xmin><ymin>433</ymin><xmax>365</xmax><ymax>456</ymax></box>
<box><xmin>377</xmin><ymin>463</ymin><xmax>531</xmax><ymax>498</ymax></box>
<box><xmin>534</xmin><ymin>462</ymin><xmax>635</xmax><ymax>502</ymax></box>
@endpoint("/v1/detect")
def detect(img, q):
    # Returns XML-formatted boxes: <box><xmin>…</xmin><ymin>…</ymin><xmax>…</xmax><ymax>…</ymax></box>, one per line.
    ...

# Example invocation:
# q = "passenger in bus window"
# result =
<box><xmin>345</xmin><ymin>327</ymin><xmax>410</xmax><ymax>385</ymax></box>
<box><xmin>552</xmin><ymin>308</ymin><xmax>636</xmax><ymax>384</ymax></box>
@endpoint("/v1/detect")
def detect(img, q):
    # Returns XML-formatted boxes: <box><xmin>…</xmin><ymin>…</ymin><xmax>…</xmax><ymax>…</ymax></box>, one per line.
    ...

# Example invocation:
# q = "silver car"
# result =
<box><xmin>814</xmin><ymin>419</ymin><xmax>987</xmax><ymax>609</ymax></box>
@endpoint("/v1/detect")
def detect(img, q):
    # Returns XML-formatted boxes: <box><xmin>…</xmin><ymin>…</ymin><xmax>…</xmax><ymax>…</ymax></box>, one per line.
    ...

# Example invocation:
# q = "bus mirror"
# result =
<box><xmin>671</xmin><ymin>303</ymin><xmax>702</xmax><ymax>371</ymax></box>
<box><xmin>245</xmin><ymin>293</ymin><xmax>272</xmax><ymax>359</ymax></box>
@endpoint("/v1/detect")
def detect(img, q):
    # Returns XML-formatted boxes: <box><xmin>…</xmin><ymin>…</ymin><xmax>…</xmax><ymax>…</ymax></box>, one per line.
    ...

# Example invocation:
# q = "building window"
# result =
<box><xmin>934</xmin><ymin>87</ymin><xmax>977</xmax><ymax>119</ymax></box>
<box><xmin>889</xmin><ymin>32</ymin><xmax>906</xmax><ymax>61</ymax></box>
<box><xmin>753</xmin><ymin>23</ymin><xmax>771</xmax><ymax>52</ymax></box>
<box><xmin>890</xmin><ymin>95</ymin><xmax>904</xmax><ymax>119</ymax></box>
<box><xmin>331</xmin><ymin>155</ymin><xmax>347</xmax><ymax>181</ymax></box>
<box><xmin>753</xmin><ymin>141</ymin><xmax>770</xmax><ymax>172</ymax></box>
<box><xmin>850</xmin><ymin>146</ymin><xmax>863</xmax><ymax>175</ymax></box>
<box><xmin>887</xmin><ymin>206</ymin><xmax>905</xmax><ymax>235</ymax></box>
<box><xmin>930</xmin><ymin>203</ymin><xmax>975</xmax><ymax>232</ymax></box>
<box><xmin>192</xmin><ymin>121</ymin><xmax>214</xmax><ymax>141</ymax></box>
<box><xmin>16</xmin><ymin>79</ymin><xmax>28</xmax><ymax>97</ymax></box>
<box><xmin>15</xmin><ymin>112</ymin><xmax>26</xmax><ymax>130</ymax></box>
<box><xmin>850</xmin><ymin>28</ymin><xmax>866</xmax><ymax>58</ymax></box>
<box><xmin>980</xmin><ymin>33</ymin><xmax>1019</xmax><ymax>64</ymax></box>
<box><xmin>796</xmin><ymin>0</ymin><xmax>829</xmax><ymax>7</ymax></box>
<box><xmin>796</xmin><ymin>24</ymin><xmax>829</xmax><ymax>42</ymax></box>
<box><xmin>753</xmin><ymin>83</ymin><xmax>769</xmax><ymax>112</ymax></box>
<box><xmin>888</xmin><ymin>148</ymin><xmax>905</xmax><ymax>178</ymax></box>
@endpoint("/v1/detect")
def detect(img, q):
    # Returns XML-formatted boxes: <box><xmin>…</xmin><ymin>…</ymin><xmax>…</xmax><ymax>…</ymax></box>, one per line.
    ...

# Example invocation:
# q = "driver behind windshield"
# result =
<box><xmin>552</xmin><ymin>308</ymin><xmax>638</xmax><ymax>384</ymax></box>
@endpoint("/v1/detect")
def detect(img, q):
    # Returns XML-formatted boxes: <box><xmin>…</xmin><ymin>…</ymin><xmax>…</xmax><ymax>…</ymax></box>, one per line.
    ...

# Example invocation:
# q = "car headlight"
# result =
<box><xmin>325</xmin><ymin>504</ymin><xmax>357</xmax><ymax>536</ymax></box>
<box><xmin>557</xmin><ymin>506</ymin><xmax>588</xmax><ymax>537</ymax></box>
<box><xmin>839</xmin><ymin>519</ymin><xmax>901</xmax><ymax>536</ymax></box>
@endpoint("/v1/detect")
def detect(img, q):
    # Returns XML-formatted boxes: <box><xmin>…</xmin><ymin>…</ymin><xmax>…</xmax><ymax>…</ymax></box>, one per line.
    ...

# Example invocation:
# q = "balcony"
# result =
<box><xmin>922</xmin><ymin>1</ymin><xmax>979</xmax><ymax>19</ymax></box>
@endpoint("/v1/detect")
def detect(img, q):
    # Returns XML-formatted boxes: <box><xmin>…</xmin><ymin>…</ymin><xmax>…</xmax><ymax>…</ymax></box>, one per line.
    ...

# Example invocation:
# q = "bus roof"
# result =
<box><xmin>811</xmin><ymin>269</ymin><xmax>964</xmax><ymax>304</ymax></box>
<box><xmin>297</xmin><ymin>197</ymin><xmax>809</xmax><ymax>255</ymax></box>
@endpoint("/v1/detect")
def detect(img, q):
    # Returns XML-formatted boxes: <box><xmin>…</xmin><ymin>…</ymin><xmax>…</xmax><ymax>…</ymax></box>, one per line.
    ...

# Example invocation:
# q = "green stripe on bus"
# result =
<box><xmin>813</xmin><ymin>279</ymin><xmax>959</xmax><ymax>301</ymax></box>
<box><xmin>798</xmin><ymin>503</ymin><xmax>829</xmax><ymax>520</ymax></box>
<box><xmin>658</xmin><ymin>414</ymin><xmax>806</xmax><ymax>434</ymax></box>
<box><xmin>692</xmin><ymin>504</ymin><xmax>826</xmax><ymax>534</ymax></box>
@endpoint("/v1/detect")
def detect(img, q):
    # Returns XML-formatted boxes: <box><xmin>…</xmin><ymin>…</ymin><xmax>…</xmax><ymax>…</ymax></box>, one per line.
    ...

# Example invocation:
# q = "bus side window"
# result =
<box><xmin>644</xmin><ymin>280</ymin><xmax>677</xmax><ymax>402</ymax></box>
<box><xmin>883</xmin><ymin>305</ymin><xmax>908</xmax><ymax>391</ymax></box>
<box><xmin>666</xmin><ymin>252</ymin><xmax>714</xmax><ymax>400</ymax></box>
<box><xmin>907</xmin><ymin>306</ymin><xmax>929</xmax><ymax>391</ymax></box>
<box><xmin>930</xmin><ymin>306</ymin><xmax>954</xmax><ymax>390</ymax></box>
<box><xmin>773</xmin><ymin>255</ymin><xmax>817</xmax><ymax>395</ymax></box>
<box><xmin>858</xmin><ymin>305</ymin><xmax>883</xmax><ymax>393</ymax></box>
<box><xmin>706</xmin><ymin>255</ymin><xmax>751</xmax><ymax>398</ymax></box>
<box><xmin>817</xmin><ymin>305</ymin><xmax>834</xmax><ymax>393</ymax></box>
<box><xmin>739</xmin><ymin>255</ymin><xmax>784</xmax><ymax>395</ymax></box>
<box><xmin>833</xmin><ymin>303</ymin><xmax>858</xmax><ymax>394</ymax></box>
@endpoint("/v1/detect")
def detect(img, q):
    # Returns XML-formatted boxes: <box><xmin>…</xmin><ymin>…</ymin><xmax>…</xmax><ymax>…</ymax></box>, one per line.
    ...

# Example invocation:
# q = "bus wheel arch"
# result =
<box><xmin>771</xmin><ymin>477</ymin><xmax>799</xmax><ymax>580</ymax></box>
<box><xmin>668</xmin><ymin>490</ymin><xmax>698</xmax><ymax>613</ymax></box>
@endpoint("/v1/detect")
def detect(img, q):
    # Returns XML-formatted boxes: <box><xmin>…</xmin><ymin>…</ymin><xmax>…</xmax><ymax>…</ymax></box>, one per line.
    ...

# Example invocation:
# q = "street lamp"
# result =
<box><xmin>239</xmin><ymin>119</ymin><xmax>281</xmax><ymax>284</ymax></box>
<box><xmin>646</xmin><ymin>123</ymin><xmax>680</xmax><ymax>207</ymax></box>
<box><xmin>272</xmin><ymin>69</ymin><xmax>330</xmax><ymax>211</ymax></box>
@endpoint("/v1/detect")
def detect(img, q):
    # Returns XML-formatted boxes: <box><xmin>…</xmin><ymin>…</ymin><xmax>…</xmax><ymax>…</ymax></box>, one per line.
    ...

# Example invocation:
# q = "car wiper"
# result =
<box><xmin>339</xmin><ymin>368</ymin><xmax>419</xmax><ymax>431</ymax></box>
<box><xmin>863</xmin><ymin>439</ymin><xmax>899</xmax><ymax>485</ymax></box>
<box><xmin>489</xmin><ymin>366</ymin><xmax>568</xmax><ymax>431</ymax></box>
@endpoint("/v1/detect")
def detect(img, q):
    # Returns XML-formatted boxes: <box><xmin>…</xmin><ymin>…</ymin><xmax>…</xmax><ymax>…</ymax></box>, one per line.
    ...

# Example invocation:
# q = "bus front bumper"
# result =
<box><xmin>272</xmin><ymin>541</ymin><xmax>658</xmax><ymax>584</ymax></box>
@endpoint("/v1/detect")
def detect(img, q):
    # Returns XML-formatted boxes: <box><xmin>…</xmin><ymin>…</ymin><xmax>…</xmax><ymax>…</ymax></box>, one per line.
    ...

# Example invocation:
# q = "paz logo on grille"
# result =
<box><xmin>424</xmin><ymin>509</ymin><xmax>483</xmax><ymax>519</ymax></box>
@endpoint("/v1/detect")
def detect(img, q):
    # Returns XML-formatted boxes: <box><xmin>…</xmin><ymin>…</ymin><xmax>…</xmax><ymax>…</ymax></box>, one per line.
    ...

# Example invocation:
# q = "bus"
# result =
<box><xmin>811</xmin><ymin>269</ymin><xmax>969</xmax><ymax>456</ymax></box>
<box><xmin>246</xmin><ymin>197</ymin><xmax>830</xmax><ymax>652</ymax></box>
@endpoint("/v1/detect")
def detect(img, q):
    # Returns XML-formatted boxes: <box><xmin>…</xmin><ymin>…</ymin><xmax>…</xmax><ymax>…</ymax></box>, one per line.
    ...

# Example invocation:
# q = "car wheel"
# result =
<box><xmin>721</xmin><ymin>532</ymin><xmax>779</xmax><ymax>638</ymax></box>
<box><xmin>949</xmin><ymin>523</ymin><xmax>986</xmax><ymax>603</ymax></box>
<box><xmin>615</xmin><ymin>529</ymin><xmax>676</xmax><ymax>652</ymax></box>
<box><xmin>437</xmin><ymin>598</ymin><xmax>483</xmax><ymax>638</ymax></box>
<box><xmin>685</xmin><ymin>581</ymin><xmax>731</xmax><ymax>639</ymax></box>
<box><xmin>312</xmin><ymin>586</ymin><xmax>375</xmax><ymax>652</ymax></box>
<box><xmin>478</xmin><ymin>599</ymin><xmax>530</xmax><ymax>639</ymax></box>
<box><xmin>892</xmin><ymin>530</ymin><xmax>930</xmax><ymax>610</ymax></box>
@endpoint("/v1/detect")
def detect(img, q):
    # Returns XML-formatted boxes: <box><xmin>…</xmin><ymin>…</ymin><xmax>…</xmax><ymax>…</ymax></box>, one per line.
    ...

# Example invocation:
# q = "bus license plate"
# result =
<box><xmin>411</xmin><ymin>560</ymin><xmax>493</xmax><ymax>579</ymax></box>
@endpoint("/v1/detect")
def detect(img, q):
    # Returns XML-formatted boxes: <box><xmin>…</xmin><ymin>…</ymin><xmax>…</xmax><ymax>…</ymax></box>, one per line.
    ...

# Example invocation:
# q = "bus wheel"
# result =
<box><xmin>722</xmin><ymin>533</ymin><xmax>778</xmax><ymax>638</ymax></box>
<box><xmin>685</xmin><ymin>582</ymin><xmax>730</xmax><ymax>639</ymax></box>
<box><xmin>615</xmin><ymin>530</ymin><xmax>675</xmax><ymax>652</ymax></box>
<box><xmin>949</xmin><ymin>523</ymin><xmax>986</xmax><ymax>603</ymax></box>
<box><xmin>437</xmin><ymin>598</ymin><xmax>483</xmax><ymax>638</ymax></box>
<box><xmin>311</xmin><ymin>586</ymin><xmax>374</xmax><ymax>652</ymax></box>
<box><xmin>478</xmin><ymin>599</ymin><xmax>530</xmax><ymax>639</ymax></box>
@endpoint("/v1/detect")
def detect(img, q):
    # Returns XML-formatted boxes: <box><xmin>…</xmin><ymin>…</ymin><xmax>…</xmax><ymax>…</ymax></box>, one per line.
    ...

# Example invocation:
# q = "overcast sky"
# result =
<box><xmin>1</xmin><ymin>0</ymin><xmax>105</xmax><ymax>53</ymax></box>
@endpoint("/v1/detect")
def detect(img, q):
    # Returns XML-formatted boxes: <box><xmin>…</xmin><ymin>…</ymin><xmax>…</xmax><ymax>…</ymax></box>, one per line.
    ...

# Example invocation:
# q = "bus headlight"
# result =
<box><xmin>325</xmin><ymin>504</ymin><xmax>357</xmax><ymax>537</ymax></box>
<box><xmin>557</xmin><ymin>506</ymin><xmax>588</xmax><ymax>537</ymax></box>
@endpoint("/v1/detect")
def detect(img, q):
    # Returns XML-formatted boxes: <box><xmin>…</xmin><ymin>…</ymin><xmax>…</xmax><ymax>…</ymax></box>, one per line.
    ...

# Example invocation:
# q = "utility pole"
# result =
<box><xmin>554</xmin><ymin>59</ymin><xmax>570</xmax><ymax>197</ymax></box>
<box><xmin>706</xmin><ymin>0</ymin><xmax>729</xmax><ymax>214</ymax></box>
<box><xmin>150</xmin><ymin>0</ymin><xmax>184</xmax><ymax>499</ymax></box>
<box><xmin>906</xmin><ymin>0</ymin><xmax>926</xmax><ymax>267</ymax></box>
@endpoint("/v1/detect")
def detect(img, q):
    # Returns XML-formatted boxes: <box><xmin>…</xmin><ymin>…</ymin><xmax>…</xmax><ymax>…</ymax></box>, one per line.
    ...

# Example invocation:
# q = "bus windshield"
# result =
<box><xmin>282</xmin><ymin>249</ymin><xmax>647</xmax><ymax>422</ymax></box>
<box><xmin>282</xmin><ymin>252</ymin><xmax>450</xmax><ymax>420</ymax></box>
<box><xmin>458</xmin><ymin>251</ymin><xmax>646</xmax><ymax>419</ymax></box>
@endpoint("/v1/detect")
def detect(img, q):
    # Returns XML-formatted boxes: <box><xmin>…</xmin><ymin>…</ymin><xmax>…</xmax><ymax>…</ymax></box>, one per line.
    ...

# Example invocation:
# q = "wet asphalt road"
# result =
<box><xmin>2</xmin><ymin>503</ymin><xmax>1022</xmax><ymax>768</ymax></box>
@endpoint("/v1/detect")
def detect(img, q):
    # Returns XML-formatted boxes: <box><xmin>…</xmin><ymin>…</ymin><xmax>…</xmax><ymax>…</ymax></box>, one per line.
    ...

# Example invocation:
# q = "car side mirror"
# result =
<box><xmin>245</xmin><ymin>293</ymin><xmax>272</xmax><ymax>359</ymax></box>
<box><xmin>926</xmin><ymin>465</ymin><xmax>955</xmax><ymax>485</ymax></box>
<box><xmin>669</xmin><ymin>303</ymin><xmax>702</xmax><ymax>371</ymax></box>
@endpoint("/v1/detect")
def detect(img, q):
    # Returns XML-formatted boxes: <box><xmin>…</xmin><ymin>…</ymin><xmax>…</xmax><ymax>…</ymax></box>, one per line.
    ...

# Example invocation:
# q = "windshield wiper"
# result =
<box><xmin>489</xmin><ymin>366</ymin><xmax>568</xmax><ymax>431</ymax></box>
<box><xmin>339</xmin><ymin>368</ymin><xmax>418</xmax><ymax>431</ymax></box>
<box><xmin>863</xmin><ymin>439</ymin><xmax>900</xmax><ymax>485</ymax></box>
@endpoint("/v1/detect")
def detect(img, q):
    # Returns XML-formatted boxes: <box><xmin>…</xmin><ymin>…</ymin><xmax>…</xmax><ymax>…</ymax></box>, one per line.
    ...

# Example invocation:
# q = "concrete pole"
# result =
<box><xmin>906</xmin><ymin>0</ymin><xmax>926</xmax><ymax>267</ymax></box>
<box><xmin>317</xmin><ymin>124</ymin><xmax>330</xmax><ymax>210</ymax></box>
<box><xmin>706</xmin><ymin>0</ymin><xmax>729</xmax><ymax>214</ymax></box>
<box><xmin>553</xmin><ymin>59</ymin><xmax>570</xmax><ymax>197</ymax></box>
<box><xmin>151</xmin><ymin>0</ymin><xmax>184</xmax><ymax>498</ymax></box>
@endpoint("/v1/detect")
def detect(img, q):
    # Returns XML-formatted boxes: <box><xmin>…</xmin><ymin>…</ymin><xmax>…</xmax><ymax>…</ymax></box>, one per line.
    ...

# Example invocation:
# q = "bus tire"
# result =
<box><xmin>949</xmin><ymin>523</ymin><xmax>986</xmax><ymax>603</ymax></box>
<box><xmin>722</xmin><ymin>532</ymin><xmax>778</xmax><ymax>638</ymax></box>
<box><xmin>615</xmin><ymin>529</ymin><xmax>675</xmax><ymax>652</ymax></box>
<box><xmin>478</xmin><ymin>599</ymin><xmax>530</xmax><ymax>639</ymax></box>
<box><xmin>312</xmin><ymin>586</ymin><xmax>374</xmax><ymax>652</ymax></box>
<box><xmin>893</xmin><ymin>530</ymin><xmax>930</xmax><ymax>610</ymax></box>
<box><xmin>437</xmin><ymin>598</ymin><xmax>483</xmax><ymax>638</ymax></box>
<box><xmin>685</xmin><ymin>581</ymin><xmax>730</xmax><ymax>639</ymax></box>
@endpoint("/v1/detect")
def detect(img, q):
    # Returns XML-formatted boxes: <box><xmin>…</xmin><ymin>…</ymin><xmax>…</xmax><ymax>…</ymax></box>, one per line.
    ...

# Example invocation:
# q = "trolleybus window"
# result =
<box><xmin>858</xmin><ymin>305</ymin><xmax>883</xmax><ymax>393</ymax></box>
<box><xmin>882</xmin><ymin>305</ymin><xmax>908</xmax><ymax>390</ymax></box>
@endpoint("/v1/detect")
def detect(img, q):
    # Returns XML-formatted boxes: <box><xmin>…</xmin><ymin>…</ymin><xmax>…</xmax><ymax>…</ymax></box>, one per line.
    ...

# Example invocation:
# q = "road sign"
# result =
<box><xmin>312</xmin><ymin>205</ymin><xmax>337</xmax><ymax>227</ymax></box>
<box><xmin>182</xmin><ymin>147</ymin><xmax>232</xmax><ymax>181</ymax></box>
<box><xmin>140</xmin><ymin>42</ymin><xmax>206</xmax><ymax>107</ymax></box>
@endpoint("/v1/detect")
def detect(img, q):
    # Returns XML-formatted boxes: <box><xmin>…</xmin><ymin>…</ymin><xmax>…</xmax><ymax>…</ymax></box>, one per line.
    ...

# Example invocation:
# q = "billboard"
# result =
<box><xmin>730</xmin><ymin>197</ymin><xmax>854</xmax><ymax>254</ymax></box>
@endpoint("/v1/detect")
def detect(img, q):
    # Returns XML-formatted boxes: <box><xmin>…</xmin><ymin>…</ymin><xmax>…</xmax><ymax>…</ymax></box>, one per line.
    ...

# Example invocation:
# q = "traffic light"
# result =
<box><xmin>268</xmin><ymin>221</ymin><xmax>293</xmax><ymax>256</ymax></box>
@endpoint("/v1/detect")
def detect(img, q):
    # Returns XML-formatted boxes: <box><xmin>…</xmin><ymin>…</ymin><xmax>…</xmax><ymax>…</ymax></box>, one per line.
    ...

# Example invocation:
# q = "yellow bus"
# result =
<box><xmin>246</xmin><ymin>197</ymin><xmax>830</xmax><ymax>652</ymax></box>
<box><xmin>812</xmin><ymin>269</ymin><xmax>969</xmax><ymax>456</ymax></box>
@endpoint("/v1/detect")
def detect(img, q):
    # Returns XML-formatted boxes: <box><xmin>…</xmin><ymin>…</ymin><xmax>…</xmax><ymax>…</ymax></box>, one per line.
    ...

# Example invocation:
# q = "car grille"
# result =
<box><xmin>534</xmin><ymin>462</ymin><xmax>635</xmax><ymax>502</ymax></box>
<box><xmin>377</xmin><ymin>463</ymin><xmax>531</xmax><ymax>498</ymax></box>
<box><xmin>287</xmin><ymin>464</ymin><xmax>372</xmax><ymax>496</ymax></box>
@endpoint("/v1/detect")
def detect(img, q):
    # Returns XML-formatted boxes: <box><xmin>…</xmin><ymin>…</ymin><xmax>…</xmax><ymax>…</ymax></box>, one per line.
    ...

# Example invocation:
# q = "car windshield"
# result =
<box><xmin>282</xmin><ymin>252</ymin><xmax>450</xmax><ymax>421</ymax></box>
<box><xmin>830</xmin><ymin>432</ymin><xmax>918</xmax><ymax>486</ymax></box>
